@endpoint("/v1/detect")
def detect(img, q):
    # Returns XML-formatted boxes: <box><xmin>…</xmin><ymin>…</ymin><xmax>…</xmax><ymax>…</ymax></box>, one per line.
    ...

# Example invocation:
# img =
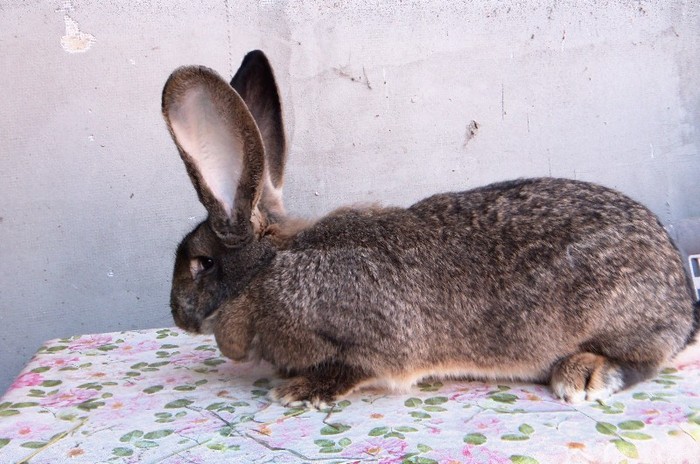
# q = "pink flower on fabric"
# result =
<box><xmin>39</xmin><ymin>356</ymin><xmax>80</xmax><ymax>369</ymax></box>
<box><xmin>449</xmin><ymin>384</ymin><xmax>495</xmax><ymax>402</ymax></box>
<box><xmin>266</xmin><ymin>422</ymin><xmax>314</xmax><ymax>448</ymax></box>
<box><xmin>342</xmin><ymin>437</ymin><xmax>408</xmax><ymax>464</ymax></box>
<box><xmin>623</xmin><ymin>401</ymin><xmax>688</xmax><ymax>426</ymax></box>
<box><xmin>163</xmin><ymin>374</ymin><xmax>198</xmax><ymax>386</ymax></box>
<box><xmin>10</xmin><ymin>372</ymin><xmax>44</xmax><ymax>389</ymax></box>
<box><xmin>114</xmin><ymin>340</ymin><xmax>161</xmax><ymax>356</ymax></box>
<box><xmin>40</xmin><ymin>388</ymin><xmax>99</xmax><ymax>408</ymax></box>
<box><xmin>89</xmin><ymin>396</ymin><xmax>161</xmax><ymax>423</ymax></box>
<box><xmin>170</xmin><ymin>351</ymin><xmax>218</xmax><ymax>367</ymax></box>
<box><xmin>162</xmin><ymin>456</ymin><xmax>207</xmax><ymax>464</ymax></box>
<box><xmin>5</xmin><ymin>421</ymin><xmax>53</xmax><ymax>440</ymax></box>
<box><xmin>174</xmin><ymin>415</ymin><xmax>221</xmax><ymax>435</ymax></box>
<box><xmin>643</xmin><ymin>405</ymin><xmax>687</xmax><ymax>426</ymax></box>
<box><xmin>472</xmin><ymin>417</ymin><xmax>503</xmax><ymax>431</ymax></box>
<box><xmin>67</xmin><ymin>334</ymin><xmax>114</xmax><ymax>352</ymax></box>
<box><xmin>426</xmin><ymin>425</ymin><xmax>442</xmax><ymax>435</ymax></box>
<box><xmin>427</xmin><ymin>448</ymin><xmax>471</xmax><ymax>464</ymax></box>
<box><xmin>462</xmin><ymin>444</ymin><xmax>512</xmax><ymax>463</ymax></box>
<box><xmin>676</xmin><ymin>359</ymin><xmax>700</xmax><ymax>371</ymax></box>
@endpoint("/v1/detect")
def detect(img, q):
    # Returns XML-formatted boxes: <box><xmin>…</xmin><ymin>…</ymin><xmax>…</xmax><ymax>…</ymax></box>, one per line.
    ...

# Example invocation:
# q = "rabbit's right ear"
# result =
<box><xmin>162</xmin><ymin>66</ymin><xmax>265</xmax><ymax>246</ymax></box>
<box><xmin>230</xmin><ymin>50</ymin><xmax>287</xmax><ymax>221</ymax></box>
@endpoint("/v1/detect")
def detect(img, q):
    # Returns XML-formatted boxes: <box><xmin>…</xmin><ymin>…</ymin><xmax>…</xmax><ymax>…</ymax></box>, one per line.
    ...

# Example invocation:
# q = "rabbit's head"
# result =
<box><xmin>162</xmin><ymin>51</ymin><xmax>286</xmax><ymax>334</ymax></box>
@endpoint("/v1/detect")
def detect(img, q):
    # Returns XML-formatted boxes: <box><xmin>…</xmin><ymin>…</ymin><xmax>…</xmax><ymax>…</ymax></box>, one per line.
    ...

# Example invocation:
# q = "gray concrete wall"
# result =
<box><xmin>1</xmin><ymin>0</ymin><xmax>699</xmax><ymax>393</ymax></box>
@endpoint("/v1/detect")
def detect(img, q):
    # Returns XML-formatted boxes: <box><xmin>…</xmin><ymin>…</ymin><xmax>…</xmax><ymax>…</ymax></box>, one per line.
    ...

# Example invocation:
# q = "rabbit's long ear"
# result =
<box><xmin>162</xmin><ymin>66</ymin><xmax>265</xmax><ymax>245</ymax></box>
<box><xmin>230</xmin><ymin>50</ymin><xmax>286</xmax><ymax>220</ymax></box>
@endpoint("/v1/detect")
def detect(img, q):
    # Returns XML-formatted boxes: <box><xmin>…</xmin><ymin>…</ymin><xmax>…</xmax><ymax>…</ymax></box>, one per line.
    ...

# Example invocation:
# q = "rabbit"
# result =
<box><xmin>162</xmin><ymin>50</ymin><xmax>699</xmax><ymax>408</ymax></box>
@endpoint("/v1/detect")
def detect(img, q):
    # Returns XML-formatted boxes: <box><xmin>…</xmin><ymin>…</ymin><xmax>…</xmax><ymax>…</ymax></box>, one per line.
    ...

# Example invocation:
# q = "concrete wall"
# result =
<box><xmin>1</xmin><ymin>0</ymin><xmax>699</xmax><ymax>393</ymax></box>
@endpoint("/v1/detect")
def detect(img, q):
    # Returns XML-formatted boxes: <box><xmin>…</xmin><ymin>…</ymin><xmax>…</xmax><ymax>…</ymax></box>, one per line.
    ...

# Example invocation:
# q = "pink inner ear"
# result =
<box><xmin>168</xmin><ymin>85</ymin><xmax>244</xmax><ymax>217</ymax></box>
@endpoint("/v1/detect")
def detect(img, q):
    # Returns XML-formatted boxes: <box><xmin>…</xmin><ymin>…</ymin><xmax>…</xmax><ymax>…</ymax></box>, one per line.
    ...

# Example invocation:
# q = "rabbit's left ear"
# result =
<box><xmin>162</xmin><ymin>66</ymin><xmax>265</xmax><ymax>245</ymax></box>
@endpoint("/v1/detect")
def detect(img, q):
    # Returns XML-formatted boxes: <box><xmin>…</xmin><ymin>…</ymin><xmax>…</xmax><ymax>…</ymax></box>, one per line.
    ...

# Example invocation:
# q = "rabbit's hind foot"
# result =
<box><xmin>550</xmin><ymin>352</ymin><xmax>660</xmax><ymax>403</ymax></box>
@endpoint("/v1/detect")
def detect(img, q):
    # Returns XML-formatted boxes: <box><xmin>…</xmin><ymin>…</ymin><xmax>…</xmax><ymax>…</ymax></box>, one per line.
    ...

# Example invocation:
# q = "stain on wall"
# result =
<box><xmin>61</xmin><ymin>15</ymin><xmax>96</xmax><ymax>53</ymax></box>
<box><xmin>57</xmin><ymin>1</ymin><xmax>96</xmax><ymax>53</ymax></box>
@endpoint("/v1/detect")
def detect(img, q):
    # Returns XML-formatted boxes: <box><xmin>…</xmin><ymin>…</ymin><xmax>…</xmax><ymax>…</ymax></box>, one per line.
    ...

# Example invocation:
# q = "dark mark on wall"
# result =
<box><xmin>333</xmin><ymin>66</ymin><xmax>372</xmax><ymax>90</ymax></box>
<box><xmin>463</xmin><ymin>120</ymin><xmax>480</xmax><ymax>147</ymax></box>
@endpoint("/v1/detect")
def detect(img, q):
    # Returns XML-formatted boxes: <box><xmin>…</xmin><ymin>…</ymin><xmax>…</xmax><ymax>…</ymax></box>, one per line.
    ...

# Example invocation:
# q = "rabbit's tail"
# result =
<box><xmin>686</xmin><ymin>300</ymin><xmax>700</xmax><ymax>347</ymax></box>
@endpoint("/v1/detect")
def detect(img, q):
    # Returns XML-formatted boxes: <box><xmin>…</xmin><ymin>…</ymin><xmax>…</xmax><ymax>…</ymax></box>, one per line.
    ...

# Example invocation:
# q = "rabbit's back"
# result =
<box><xmin>253</xmin><ymin>178</ymin><xmax>694</xmax><ymax>378</ymax></box>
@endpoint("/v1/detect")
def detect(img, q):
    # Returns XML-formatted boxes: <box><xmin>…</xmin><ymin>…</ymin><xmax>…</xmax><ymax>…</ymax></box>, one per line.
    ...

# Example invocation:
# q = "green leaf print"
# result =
<box><xmin>133</xmin><ymin>440</ymin><xmax>159</xmax><ymax>449</ymax></box>
<box><xmin>620</xmin><ymin>432</ymin><xmax>652</xmax><ymax>440</ymax></box>
<box><xmin>595</xmin><ymin>422</ymin><xmax>617</xmax><ymax>435</ymax></box>
<box><xmin>464</xmin><ymin>433</ymin><xmax>487</xmax><ymax>445</ymax></box>
<box><xmin>404</xmin><ymin>457</ymin><xmax>439</xmax><ymax>464</ymax></box>
<box><xmin>174</xmin><ymin>385</ymin><xmax>196</xmax><ymax>391</ymax></box>
<box><xmin>112</xmin><ymin>447</ymin><xmax>133</xmax><ymax>457</ymax></box>
<box><xmin>510</xmin><ymin>456</ymin><xmax>539</xmax><ymax>464</ymax></box>
<box><xmin>319</xmin><ymin>446</ymin><xmax>343</xmax><ymax>453</ymax></box>
<box><xmin>143</xmin><ymin>429</ymin><xmax>174</xmax><ymax>439</ymax></box>
<box><xmin>501</xmin><ymin>434</ymin><xmax>529</xmax><ymax>441</ymax></box>
<box><xmin>395</xmin><ymin>426</ymin><xmax>419</xmax><ymax>433</ymax></box>
<box><xmin>422</xmin><ymin>406</ymin><xmax>447</xmax><ymax>412</ymax></box>
<box><xmin>77</xmin><ymin>382</ymin><xmax>102</xmax><ymax>390</ymax></box>
<box><xmin>164</xmin><ymin>399</ymin><xmax>194</xmax><ymax>408</ymax></box>
<box><xmin>77</xmin><ymin>399</ymin><xmax>105</xmax><ymax>411</ymax></box>
<box><xmin>417</xmin><ymin>381</ymin><xmax>443</xmax><ymax>392</ymax></box>
<box><xmin>369</xmin><ymin>427</ymin><xmax>389</xmax><ymax>436</ymax></box>
<box><xmin>45</xmin><ymin>345</ymin><xmax>68</xmax><ymax>353</ymax></box>
<box><xmin>253</xmin><ymin>378</ymin><xmax>270</xmax><ymax>388</ymax></box>
<box><xmin>119</xmin><ymin>430</ymin><xmax>144</xmax><ymax>442</ymax></box>
<box><xmin>617</xmin><ymin>420</ymin><xmax>644</xmax><ymax>430</ymax></box>
<box><xmin>203</xmin><ymin>358</ymin><xmax>226</xmax><ymax>366</ymax></box>
<box><xmin>404</xmin><ymin>398</ymin><xmax>423</xmax><ymax>407</ymax></box>
<box><xmin>518</xmin><ymin>424</ymin><xmax>534</xmax><ymax>435</ymax></box>
<box><xmin>424</xmin><ymin>397</ymin><xmax>448</xmax><ymax>405</ymax></box>
<box><xmin>612</xmin><ymin>439</ymin><xmax>639</xmax><ymax>459</ymax></box>
<box><xmin>12</xmin><ymin>402</ymin><xmax>39</xmax><ymax>408</ymax></box>
<box><xmin>320</xmin><ymin>423</ymin><xmax>351</xmax><ymax>435</ymax></box>
<box><xmin>490</xmin><ymin>393</ymin><xmax>518</xmax><ymax>404</ymax></box>
<box><xmin>20</xmin><ymin>441</ymin><xmax>48</xmax><ymax>449</ymax></box>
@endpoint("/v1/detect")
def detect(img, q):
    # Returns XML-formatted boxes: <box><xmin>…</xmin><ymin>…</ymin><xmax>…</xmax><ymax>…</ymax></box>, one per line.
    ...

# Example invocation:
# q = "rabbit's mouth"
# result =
<box><xmin>170</xmin><ymin>291</ymin><xmax>221</xmax><ymax>334</ymax></box>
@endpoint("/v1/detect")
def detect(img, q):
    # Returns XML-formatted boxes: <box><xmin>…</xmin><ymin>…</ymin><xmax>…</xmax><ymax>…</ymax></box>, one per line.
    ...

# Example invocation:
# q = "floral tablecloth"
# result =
<box><xmin>1</xmin><ymin>328</ymin><xmax>699</xmax><ymax>464</ymax></box>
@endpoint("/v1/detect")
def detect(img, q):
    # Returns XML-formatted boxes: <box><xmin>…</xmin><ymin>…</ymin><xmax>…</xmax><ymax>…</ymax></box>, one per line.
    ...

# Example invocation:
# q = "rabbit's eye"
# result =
<box><xmin>190</xmin><ymin>256</ymin><xmax>215</xmax><ymax>278</ymax></box>
<box><xmin>199</xmin><ymin>257</ymin><xmax>214</xmax><ymax>270</ymax></box>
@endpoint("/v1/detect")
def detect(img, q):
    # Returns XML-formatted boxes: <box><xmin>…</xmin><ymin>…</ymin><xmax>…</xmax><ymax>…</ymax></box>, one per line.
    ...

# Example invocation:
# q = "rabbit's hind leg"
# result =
<box><xmin>549</xmin><ymin>352</ymin><xmax>659</xmax><ymax>403</ymax></box>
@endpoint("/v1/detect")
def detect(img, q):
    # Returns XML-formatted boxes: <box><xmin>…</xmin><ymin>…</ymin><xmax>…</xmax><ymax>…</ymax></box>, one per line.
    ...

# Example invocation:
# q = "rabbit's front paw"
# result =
<box><xmin>269</xmin><ymin>362</ymin><xmax>369</xmax><ymax>409</ymax></box>
<box><xmin>270</xmin><ymin>377</ymin><xmax>333</xmax><ymax>409</ymax></box>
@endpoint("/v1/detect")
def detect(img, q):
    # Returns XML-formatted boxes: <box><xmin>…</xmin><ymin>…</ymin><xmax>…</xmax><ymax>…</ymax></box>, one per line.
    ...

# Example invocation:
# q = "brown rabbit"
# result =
<box><xmin>162</xmin><ymin>50</ymin><xmax>699</xmax><ymax>407</ymax></box>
